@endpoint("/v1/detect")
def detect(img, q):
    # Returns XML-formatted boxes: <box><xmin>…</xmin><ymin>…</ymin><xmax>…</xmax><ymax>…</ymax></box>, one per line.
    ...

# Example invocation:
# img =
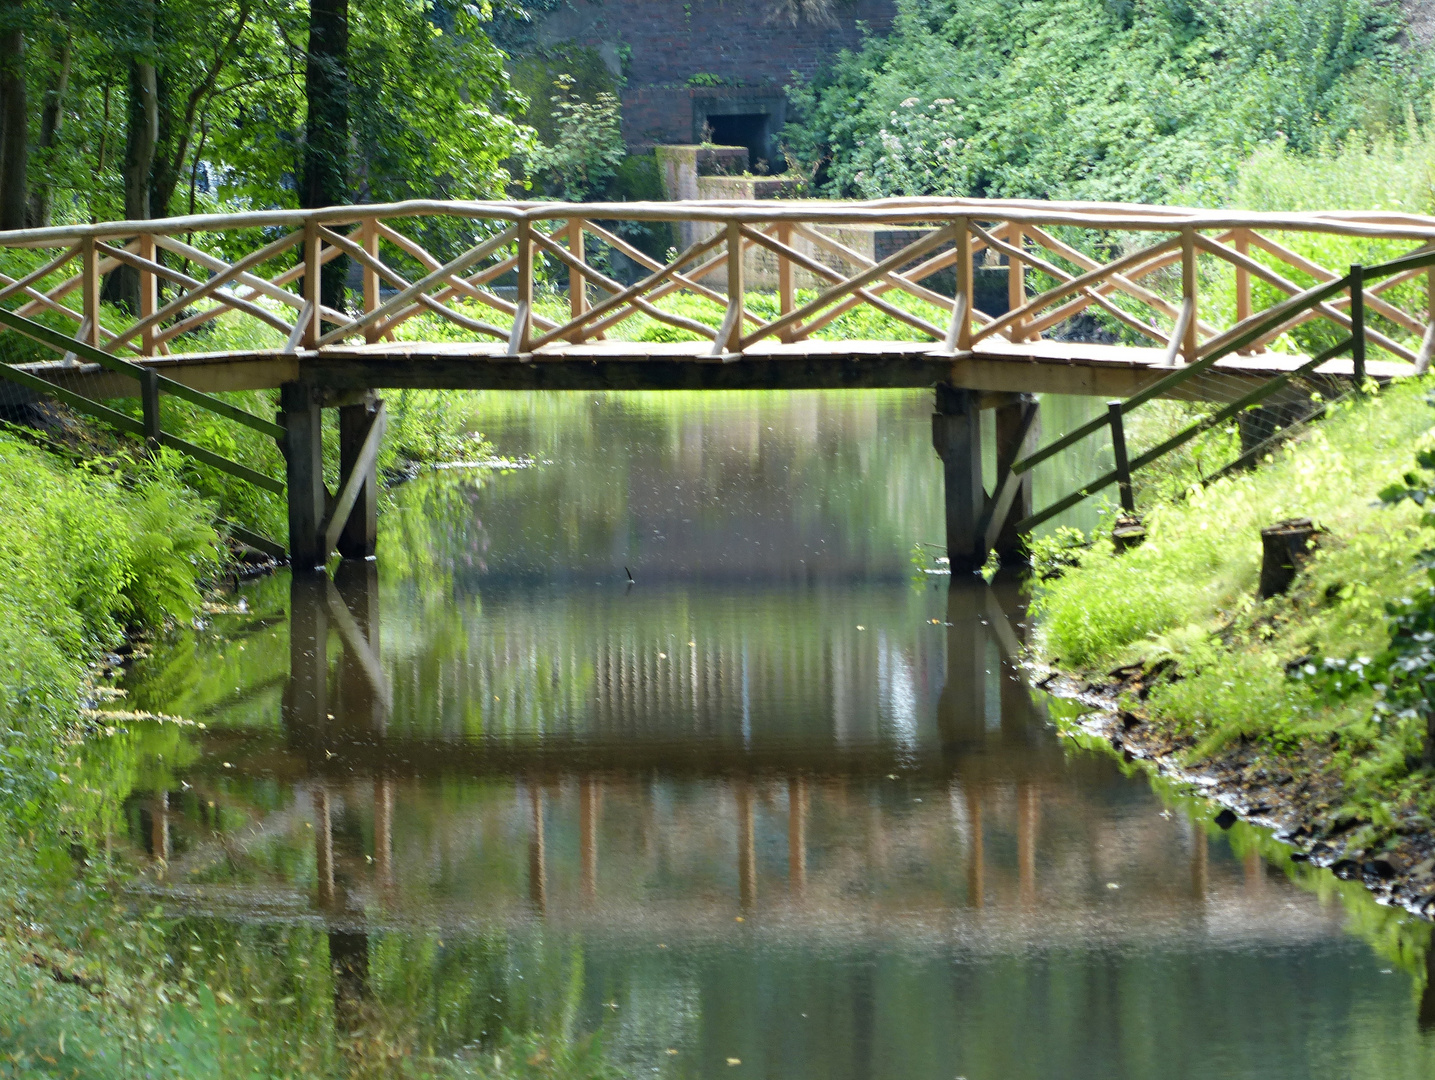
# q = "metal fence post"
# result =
<box><xmin>1350</xmin><ymin>264</ymin><xmax>1365</xmax><ymax>387</ymax></box>
<box><xmin>1108</xmin><ymin>401</ymin><xmax>1135</xmax><ymax>515</ymax></box>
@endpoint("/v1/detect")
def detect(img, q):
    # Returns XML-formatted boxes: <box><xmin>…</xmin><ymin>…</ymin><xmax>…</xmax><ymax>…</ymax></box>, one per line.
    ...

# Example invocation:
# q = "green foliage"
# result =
<box><xmin>523</xmin><ymin>76</ymin><xmax>626</xmax><ymax>202</ymax></box>
<box><xmin>1290</xmin><ymin>402</ymin><xmax>1435</xmax><ymax>749</ymax></box>
<box><xmin>509</xmin><ymin>47</ymin><xmax>619</xmax><ymax>150</ymax></box>
<box><xmin>788</xmin><ymin>0</ymin><xmax>1427</xmax><ymax>203</ymax></box>
<box><xmin>0</xmin><ymin>432</ymin><xmax>219</xmax><ymax>820</ymax></box>
<box><xmin>351</xmin><ymin>1</ymin><xmax>532</xmax><ymax>203</ymax></box>
<box><xmin>1032</xmin><ymin>381</ymin><xmax>1435</xmax><ymax>671</ymax></box>
<box><xmin>24</xmin><ymin>0</ymin><xmax>531</xmax><ymax>227</ymax></box>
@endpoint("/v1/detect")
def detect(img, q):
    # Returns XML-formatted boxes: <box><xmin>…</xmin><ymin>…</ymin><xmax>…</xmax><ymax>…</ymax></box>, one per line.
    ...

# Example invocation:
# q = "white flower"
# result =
<box><xmin>900</xmin><ymin>96</ymin><xmax>920</xmax><ymax>107</ymax></box>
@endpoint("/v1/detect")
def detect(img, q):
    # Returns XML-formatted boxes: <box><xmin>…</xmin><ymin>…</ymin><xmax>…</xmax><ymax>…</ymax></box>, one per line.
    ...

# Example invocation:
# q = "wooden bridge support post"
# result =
<box><xmin>361</xmin><ymin>218</ymin><xmax>381</xmax><ymax>345</ymax></box>
<box><xmin>337</xmin><ymin>395</ymin><xmax>381</xmax><ymax>559</ymax></box>
<box><xmin>991</xmin><ymin>394</ymin><xmax>1039</xmax><ymax>566</ymax></box>
<box><xmin>303</xmin><ymin>220</ymin><xmax>321</xmax><ymax>349</ymax></box>
<box><xmin>1007</xmin><ymin>225</ymin><xmax>1025</xmax><ymax>342</ymax></box>
<box><xmin>80</xmin><ymin>237</ymin><xmax>100</xmax><ymax>351</ymax></box>
<box><xmin>280</xmin><ymin>382</ymin><xmax>327</xmax><ymax>571</ymax></box>
<box><xmin>1180</xmin><ymin>226</ymin><xmax>1199</xmax><ymax>363</ymax></box>
<box><xmin>138</xmin><ymin>233</ymin><xmax>156</xmax><ymax>356</ymax></box>
<box><xmin>932</xmin><ymin>385</ymin><xmax>985</xmax><ymax>573</ymax></box>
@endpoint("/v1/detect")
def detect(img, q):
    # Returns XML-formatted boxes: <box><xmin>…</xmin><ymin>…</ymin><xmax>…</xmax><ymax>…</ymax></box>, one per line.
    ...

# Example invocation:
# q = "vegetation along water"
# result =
<box><xmin>6</xmin><ymin>0</ymin><xmax>1435</xmax><ymax>1077</ymax></box>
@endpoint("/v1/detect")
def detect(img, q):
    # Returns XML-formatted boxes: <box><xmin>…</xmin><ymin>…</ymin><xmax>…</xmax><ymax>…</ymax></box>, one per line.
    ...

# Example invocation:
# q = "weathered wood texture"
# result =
<box><xmin>1</xmin><ymin>198</ymin><xmax>1432</xmax><ymax>383</ymax></box>
<box><xmin>20</xmin><ymin>339</ymin><xmax>1394</xmax><ymax>402</ymax></box>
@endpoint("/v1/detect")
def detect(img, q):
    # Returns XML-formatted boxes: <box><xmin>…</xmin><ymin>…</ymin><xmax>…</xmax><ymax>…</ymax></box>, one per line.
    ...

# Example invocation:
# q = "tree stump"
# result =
<box><xmin>1259</xmin><ymin>518</ymin><xmax>1318</xmax><ymax>599</ymax></box>
<box><xmin>1111</xmin><ymin>514</ymin><xmax>1146</xmax><ymax>553</ymax></box>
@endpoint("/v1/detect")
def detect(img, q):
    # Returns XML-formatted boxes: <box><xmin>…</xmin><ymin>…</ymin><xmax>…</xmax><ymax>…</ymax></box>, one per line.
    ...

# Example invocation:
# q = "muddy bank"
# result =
<box><xmin>1038</xmin><ymin>667</ymin><xmax>1435</xmax><ymax>920</ymax></box>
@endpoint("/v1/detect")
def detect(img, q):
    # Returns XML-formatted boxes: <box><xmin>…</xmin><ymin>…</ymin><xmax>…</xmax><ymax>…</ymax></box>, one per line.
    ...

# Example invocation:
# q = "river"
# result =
<box><xmin>113</xmin><ymin>389</ymin><xmax>1435</xmax><ymax>1078</ymax></box>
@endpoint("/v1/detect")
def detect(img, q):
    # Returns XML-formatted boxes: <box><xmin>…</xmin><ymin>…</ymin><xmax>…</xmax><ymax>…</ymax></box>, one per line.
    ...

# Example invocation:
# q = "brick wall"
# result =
<box><xmin>524</xmin><ymin>0</ymin><xmax>897</xmax><ymax>148</ymax></box>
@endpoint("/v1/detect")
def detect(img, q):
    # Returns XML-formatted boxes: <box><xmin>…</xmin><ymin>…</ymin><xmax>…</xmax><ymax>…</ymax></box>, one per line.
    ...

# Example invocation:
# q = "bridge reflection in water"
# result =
<box><xmin>116</xmin><ymin>561</ymin><xmax>1434</xmax><ymax>1074</ymax></box>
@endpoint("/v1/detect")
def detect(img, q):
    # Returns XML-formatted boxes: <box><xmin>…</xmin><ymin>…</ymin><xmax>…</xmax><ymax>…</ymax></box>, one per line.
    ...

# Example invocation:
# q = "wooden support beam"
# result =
<box><xmin>716</xmin><ymin>220</ymin><xmax>745</xmax><ymax>356</ymax></box>
<box><xmin>280</xmin><ymin>381</ymin><xmax>327</xmax><ymax>570</ymax></box>
<box><xmin>81</xmin><ymin>236</ymin><xmax>100</xmax><ymax>349</ymax></box>
<box><xmin>335</xmin><ymin>395</ymin><xmax>384</xmax><ymax>559</ymax></box>
<box><xmin>303</xmin><ymin>221</ymin><xmax>321</xmax><ymax>349</ymax></box>
<box><xmin>990</xmin><ymin>395</ymin><xmax>1039</xmax><ymax>564</ymax></box>
<box><xmin>361</xmin><ymin>218</ymin><xmax>381</xmax><ymax>344</ymax></box>
<box><xmin>777</xmin><ymin>222</ymin><xmax>795</xmax><ymax>342</ymax></box>
<box><xmin>511</xmin><ymin>219</ymin><xmax>533</xmax><ymax>355</ymax></box>
<box><xmin>1007</xmin><ymin>225</ymin><xmax>1025</xmax><ymax>342</ymax></box>
<box><xmin>932</xmin><ymin>384</ymin><xmax>986</xmax><ymax>573</ymax></box>
<box><xmin>138</xmin><ymin>233</ymin><xmax>156</xmax><ymax>356</ymax></box>
<box><xmin>567</xmin><ymin>218</ymin><xmax>586</xmax><ymax>339</ymax></box>
<box><xmin>1181</xmin><ymin>226</ymin><xmax>1199</xmax><ymax>363</ymax></box>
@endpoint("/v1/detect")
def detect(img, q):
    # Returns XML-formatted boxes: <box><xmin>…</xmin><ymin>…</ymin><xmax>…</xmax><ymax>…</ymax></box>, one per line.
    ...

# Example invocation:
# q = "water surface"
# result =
<box><xmin>118</xmin><ymin>390</ymin><xmax>1435</xmax><ymax>1079</ymax></box>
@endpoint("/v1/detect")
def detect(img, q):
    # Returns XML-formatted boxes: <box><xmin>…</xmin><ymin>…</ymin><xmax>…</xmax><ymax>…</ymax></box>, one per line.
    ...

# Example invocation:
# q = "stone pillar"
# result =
<box><xmin>279</xmin><ymin>382</ymin><xmax>327</xmax><ymax>571</ymax></box>
<box><xmin>337</xmin><ymin>394</ymin><xmax>382</xmax><ymax>560</ymax></box>
<box><xmin>932</xmin><ymin>384</ymin><xmax>986</xmax><ymax>574</ymax></box>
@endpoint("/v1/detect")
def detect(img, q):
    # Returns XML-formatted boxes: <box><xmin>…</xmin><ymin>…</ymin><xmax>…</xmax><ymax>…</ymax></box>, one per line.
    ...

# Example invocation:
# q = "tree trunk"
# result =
<box><xmin>26</xmin><ymin>28</ymin><xmax>69</xmax><ymax>228</ymax></box>
<box><xmin>0</xmin><ymin>0</ymin><xmax>28</xmax><ymax>231</ymax></box>
<box><xmin>124</xmin><ymin>58</ymin><xmax>158</xmax><ymax>222</ymax></box>
<box><xmin>106</xmin><ymin>0</ymin><xmax>158</xmax><ymax>313</ymax></box>
<box><xmin>303</xmin><ymin>0</ymin><xmax>349</xmax><ymax>312</ymax></box>
<box><xmin>148</xmin><ymin>67</ymin><xmax>178</xmax><ymax>220</ymax></box>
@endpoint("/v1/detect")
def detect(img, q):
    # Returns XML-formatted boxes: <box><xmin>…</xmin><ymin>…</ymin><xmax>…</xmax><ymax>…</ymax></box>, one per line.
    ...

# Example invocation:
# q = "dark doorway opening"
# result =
<box><xmin>706</xmin><ymin>114</ymin><xmax>771</xmax><ymax>172</ymax></box>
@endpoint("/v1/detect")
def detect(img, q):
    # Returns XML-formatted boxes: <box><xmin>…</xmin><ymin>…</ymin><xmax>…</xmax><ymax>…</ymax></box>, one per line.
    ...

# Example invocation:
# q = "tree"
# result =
<box><xmin>27</xmin><ymin>4</ymin><xmax>71</xmax><ymax>228</ymax></box>
<box><xmin>0</xmin><ymin>0</ymin><xmax>28</xmax><ymax>229</ymax></box>
<box><xmin>302</xmin><ymin>0</ymin><xmax>348</xmax><ymax>312</ymax></box>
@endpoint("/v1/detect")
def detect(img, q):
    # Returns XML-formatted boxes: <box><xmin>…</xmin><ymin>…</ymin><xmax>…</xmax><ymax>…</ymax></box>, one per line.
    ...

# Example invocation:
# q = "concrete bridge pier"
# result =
<box><xmin>933</xmin><ymin>385</ymin><xmax>1038</xmax><ymax>572</ymax></box>
<box><xmin>280</xmin><ymin>383</ymin><xmax>387</xmax><ymax>570</ymax></box>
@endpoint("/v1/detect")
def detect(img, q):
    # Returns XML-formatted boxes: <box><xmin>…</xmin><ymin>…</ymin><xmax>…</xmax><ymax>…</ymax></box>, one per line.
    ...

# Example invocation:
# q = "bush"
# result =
<box><xmin>0</xmin><ymin>433</ymin><xmax>220</xmax><ymax>820</ymax></box>
<box><xmin>788</xmin><ymin>0</ymin><xmax>1427</xmax><ymax>204</ymax></box>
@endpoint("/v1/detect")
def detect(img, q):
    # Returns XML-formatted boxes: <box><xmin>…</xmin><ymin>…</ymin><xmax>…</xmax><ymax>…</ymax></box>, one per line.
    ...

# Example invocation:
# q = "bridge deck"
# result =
<box><xmin>31</xmin><ymin>338</ymin><xmax>1405</xmax><ymax>402</ymax></box>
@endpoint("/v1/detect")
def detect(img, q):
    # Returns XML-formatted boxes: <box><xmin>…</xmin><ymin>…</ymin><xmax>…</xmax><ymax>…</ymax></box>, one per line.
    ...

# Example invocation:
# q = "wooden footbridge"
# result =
<box><xmin>1</xmin><ymin>196</ymin><xmax>1432</xmax><ymax>569</ymax></box>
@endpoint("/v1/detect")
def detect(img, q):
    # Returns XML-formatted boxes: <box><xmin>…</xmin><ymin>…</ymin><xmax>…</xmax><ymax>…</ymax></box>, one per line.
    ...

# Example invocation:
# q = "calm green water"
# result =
<box><xmin>118</xmin><ymin>390</ymin><xmax>1435</xmax><ymax>1079</ymax></box>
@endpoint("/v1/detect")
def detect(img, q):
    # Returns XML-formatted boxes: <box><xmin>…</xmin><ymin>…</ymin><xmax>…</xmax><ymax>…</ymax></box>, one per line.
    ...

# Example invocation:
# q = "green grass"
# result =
<box><xmin>0</xmin><ymin>432</ymin><xmax>220</xmax><ymax>817</ymax></box>
<box><xmin>1031</xmin><ymin>375</ymin><xmax>1435</xmax><ymax>820</ymax></box>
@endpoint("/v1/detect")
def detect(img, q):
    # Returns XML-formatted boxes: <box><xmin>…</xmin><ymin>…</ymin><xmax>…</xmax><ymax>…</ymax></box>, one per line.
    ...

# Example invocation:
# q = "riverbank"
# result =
<box><xmin>1028</xmin><ymin>375</ymin><xmax>1435</xmax><ymax>915</ymax></box>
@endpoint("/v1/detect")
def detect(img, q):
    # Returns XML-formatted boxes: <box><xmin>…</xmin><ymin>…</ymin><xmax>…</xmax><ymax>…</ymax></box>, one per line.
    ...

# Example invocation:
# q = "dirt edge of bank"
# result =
<box><xmin>1036</xmin><ymin>667</ymin><xmax>1435</xmax><ymax>922</ymax></box>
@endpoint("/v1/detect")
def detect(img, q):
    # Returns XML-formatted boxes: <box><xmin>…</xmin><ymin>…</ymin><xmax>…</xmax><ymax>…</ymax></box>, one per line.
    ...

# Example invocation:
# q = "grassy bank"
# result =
<box><xmin>1031</xmin><ymin>375</ymin><xmax>1435</xmax><ymax>846</ymax></box>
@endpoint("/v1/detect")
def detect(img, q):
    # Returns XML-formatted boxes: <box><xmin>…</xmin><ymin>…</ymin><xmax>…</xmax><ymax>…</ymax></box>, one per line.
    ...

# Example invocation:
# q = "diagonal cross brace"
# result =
<box><xmin>322</xmin><ymin>400</ymin><xmax>387</xmax><ymax>559</ymax></box>
<box><xmin>324</xmin><ymin>578</ymin><xmax>391</xmax><ymax>715</ymax></box>
<box><xmin>977</xmin><ymin>398</ymin><xmax>1041</xmax><ymax>556</ymax></box>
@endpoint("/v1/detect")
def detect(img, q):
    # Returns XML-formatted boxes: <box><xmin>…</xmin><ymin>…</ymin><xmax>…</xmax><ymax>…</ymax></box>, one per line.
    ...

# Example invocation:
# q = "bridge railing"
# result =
<box><xmin>0</xmin><ymin>307</ymin><xmax>287</xmax><ymax>556</ymax></box>
<box><xmin>0</xmin><ymin>199</ymin><xmax>1433</xmax><ymax>365</ymax></box>
<box><xmin>991</xmin><ymin>246</ymin><xmax>1435</xmax><ymax>551</ymax></box>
